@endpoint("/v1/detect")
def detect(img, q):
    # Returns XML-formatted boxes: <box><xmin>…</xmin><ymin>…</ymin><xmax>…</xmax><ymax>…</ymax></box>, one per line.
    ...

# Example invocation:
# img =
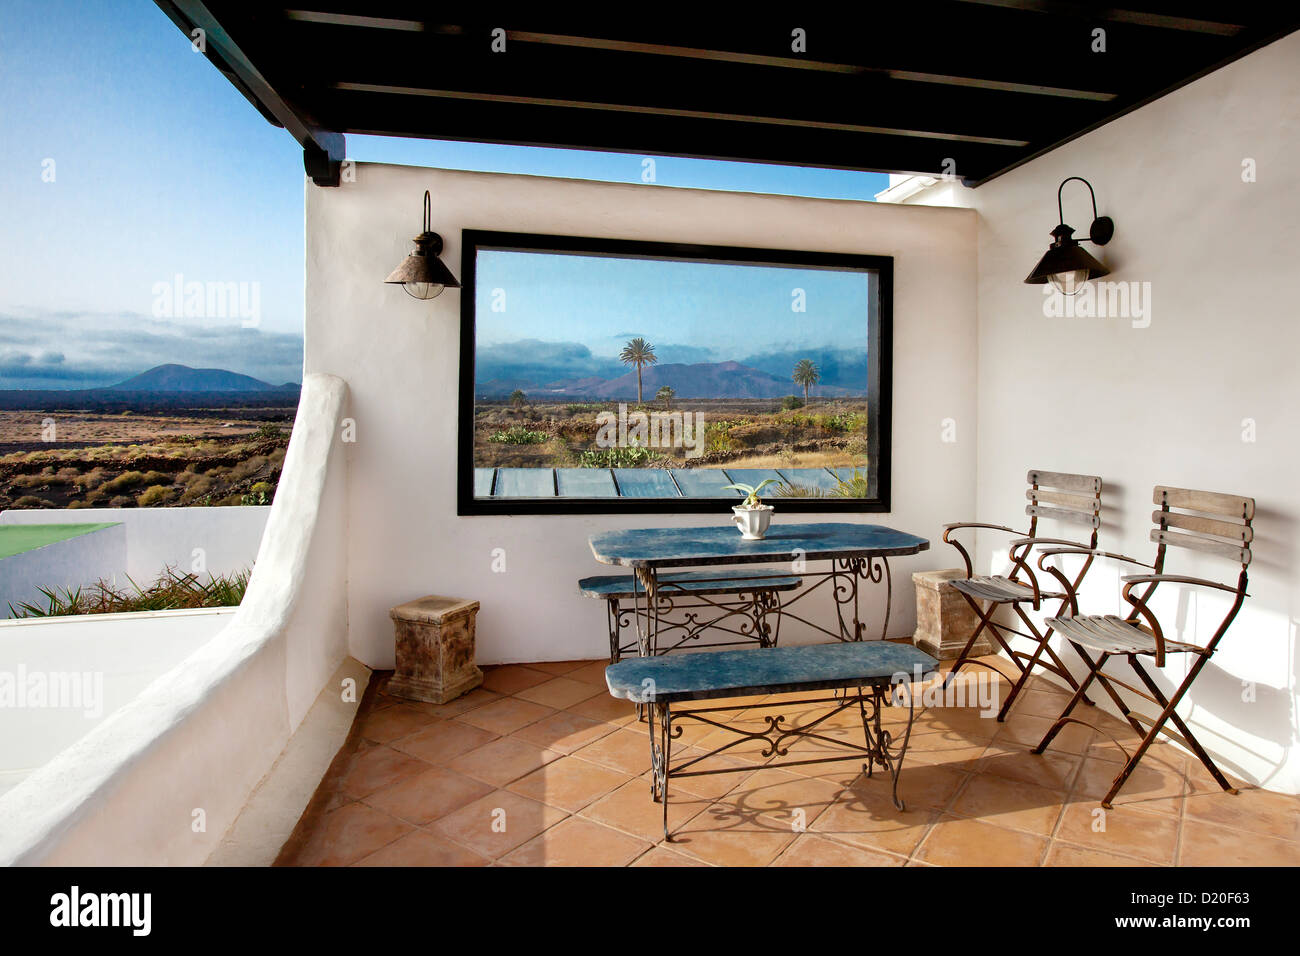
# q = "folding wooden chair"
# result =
<box><xmin>941</xmin><ymin>470</ymin><xmax>1105</xmax><ymax>721</ymax></box>
<box><xmin>1033</xmin><ymin>486</ymin><xmax>1254</xmax><ymax>807</ymax></box>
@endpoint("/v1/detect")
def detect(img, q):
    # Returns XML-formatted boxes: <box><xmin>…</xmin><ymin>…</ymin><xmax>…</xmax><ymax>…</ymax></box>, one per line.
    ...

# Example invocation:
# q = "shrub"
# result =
<box><xmin>832</xmin><ymin>469</ymin><xmax>872</xmax><ymax>498</ymax></box>
<box><xmin>241</xmin><ymin>481</ymin><xmax>275</xmax><ymax>506</ymax></box>
<box><xmin>104</xmin><ymin>470</ymin><xmax>147</xmax><ymax>492</ymax></box>
<box><xmin>253</xmin><ymin>422</ymin><xmax>283</xmax><ymax>440</ymax></box>
<box><xmin>780</xmin><ymin>395</ymin><xmax>804</xmax><ymax>410</ymax></box>
<box><xmin>179</xmin><ymin>476</ymin><xmax>216</xmax><ymax>503</ymax></box>
<box><xmin>489</xmin><ymin>426</ymin><xmax>548</xmax><ymax>445</ymax></box>
<box><xmin>772</xmin><ymin>482</ymin><xmax>828</xmax><ymax>498</ymax></box>
<box><xmin>12</xmin><ymin>495</ymin><xmax>51</xmax><ymax>509</ymax></box>
<box><xmin>228</xmin><ymin>455</ymin><xmax>268</xmax><ymax>481</ymax></box>
<box><xmin>9</xmin><ymin>566</ymin><xmax>252</xmax><ymax>618</ymax></box>
<box><xmin>137</xmin><ymin>484</ymin><xmax>175</xmax><ymax>507</ymax></box>
<box><xmin>822</xmin><ymin>412</ymin><xmax>866</xmax><ymax>433</ymax></box>
<box><xmin>577</xmin><ymin>444</ymin><xmax>662</xmax><ymax>468</ymax></box>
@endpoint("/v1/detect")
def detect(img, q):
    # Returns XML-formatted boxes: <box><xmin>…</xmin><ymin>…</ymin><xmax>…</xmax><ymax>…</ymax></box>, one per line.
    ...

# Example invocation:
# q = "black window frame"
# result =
<box><xmin>457</xmin><ymin>229</ymin><xmax>892</xmax><ymax>516</ymax></box>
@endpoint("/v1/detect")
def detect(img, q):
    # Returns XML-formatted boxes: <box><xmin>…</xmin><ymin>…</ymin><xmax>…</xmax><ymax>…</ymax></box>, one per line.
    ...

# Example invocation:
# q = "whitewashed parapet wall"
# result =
<box><xmin>0</xmin><ymin>374</ymin><xmax>351</xmax><ymax>865</ymax></box>
<box><xmin>0</xmin><ymin>505</ymin><xmax>270</xmax><ymax>584</ymax></box>
<box><xmin>963</xmin><ymin>32</ymin><xmax>1300</xmax><ymax>792</ymax></box>
<box><xmin>305</xmin><ymin>165</ymin><xmax>979</xmax><ymax>667</ymax></box>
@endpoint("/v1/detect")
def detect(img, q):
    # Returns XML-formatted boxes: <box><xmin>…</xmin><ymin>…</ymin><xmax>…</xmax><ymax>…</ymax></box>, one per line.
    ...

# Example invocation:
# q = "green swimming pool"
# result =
<box><xmin>0</xmin><ymin>523</ymin><xmax>120</xmax><ymax>560</ymax></box>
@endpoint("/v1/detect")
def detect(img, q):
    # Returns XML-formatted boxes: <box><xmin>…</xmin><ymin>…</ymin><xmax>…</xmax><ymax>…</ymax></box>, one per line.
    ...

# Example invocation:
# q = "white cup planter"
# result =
<box><xmin>732</xmin><ymin>504</ymin><xmax>774</xmax><ymax>540</ymax></box>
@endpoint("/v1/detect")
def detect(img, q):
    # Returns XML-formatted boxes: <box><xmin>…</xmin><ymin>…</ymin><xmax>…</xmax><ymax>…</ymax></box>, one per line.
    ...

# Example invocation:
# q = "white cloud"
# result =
<box><xmin>0</xmin><ymin>308</ymin><xmax>302</xmax><ymax>389</ymax></box>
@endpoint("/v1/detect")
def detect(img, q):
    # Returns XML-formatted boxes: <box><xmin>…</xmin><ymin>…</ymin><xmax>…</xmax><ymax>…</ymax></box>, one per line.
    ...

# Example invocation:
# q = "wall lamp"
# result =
<box><xmin>1024</xmin><ymin>176</ymin><xmax>1114</xmax><ymax>296</ymax></box>
<box><xmin>384</xmin><ymin>191</ymin><xmax>460</xmax><ymax>300</ymax></box>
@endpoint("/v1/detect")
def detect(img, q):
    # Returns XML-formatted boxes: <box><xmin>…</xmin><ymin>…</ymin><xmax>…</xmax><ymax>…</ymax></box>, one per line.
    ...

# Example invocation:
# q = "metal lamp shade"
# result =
<box><xmin>385</xmin><ymin>231</ymin><xmax>461</xmax><ymax>300</ymax></box>
<box><xmin>1024</xmin><ymin>225</ymin><xmax>1109</xmax><ymax>289</ymax></box>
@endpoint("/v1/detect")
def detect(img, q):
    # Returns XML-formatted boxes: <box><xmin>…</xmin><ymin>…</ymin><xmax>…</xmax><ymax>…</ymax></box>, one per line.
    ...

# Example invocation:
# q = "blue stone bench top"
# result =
<box><xmin>606</xmin><ymin>642</ymin><xmax>939</xmax><ymax>703</ymax></box>
<box><xmin>590</xmin><ymin>522</ymin><xmax>929</xmax><ymax>569</ymax></box>
<box><xmin>578</xmin><ymin>569</ymin><xmax>803</xmax><ymax>600</ymax></box>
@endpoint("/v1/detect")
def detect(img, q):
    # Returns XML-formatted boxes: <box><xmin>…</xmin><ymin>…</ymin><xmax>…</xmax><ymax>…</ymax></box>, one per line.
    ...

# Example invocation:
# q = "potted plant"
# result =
<box><xmin>723</xmin><ymin>479</ymin><xmax>777</xmax><ymax>539</ymax></box>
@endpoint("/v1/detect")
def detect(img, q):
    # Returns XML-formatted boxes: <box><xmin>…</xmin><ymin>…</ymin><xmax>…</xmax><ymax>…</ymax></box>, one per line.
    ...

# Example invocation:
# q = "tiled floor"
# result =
<box><xmin>276</xmin><ymin>656</ymin><xmax>1300</xmax><ymax>867</ymax></box>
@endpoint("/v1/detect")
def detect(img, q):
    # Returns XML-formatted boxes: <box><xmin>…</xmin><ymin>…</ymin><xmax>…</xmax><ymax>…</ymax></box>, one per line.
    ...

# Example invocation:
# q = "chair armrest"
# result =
<box><xmin>1008</xmin><ymin>536</ymin><xmax>1093</xmax><ymax>558</ymax></box>
<box><xmin>942</xmin><ymin>522</ymin><xmax>1021</xmax><ymax>535</ymax></box>
<box><xmin>1036</xmin><ymin>548</ymin><xmax>1153</xmax><ymax>568</ymax></box>
<box><xmin>1120</xmin><ymin>574</ymin><xmax>1243</xmax><ymax>595</ymax></box>
<box><xmin>941</xmin><ymin>522</ymin><xmax>1026</xmax><ymax>579</ymax></box>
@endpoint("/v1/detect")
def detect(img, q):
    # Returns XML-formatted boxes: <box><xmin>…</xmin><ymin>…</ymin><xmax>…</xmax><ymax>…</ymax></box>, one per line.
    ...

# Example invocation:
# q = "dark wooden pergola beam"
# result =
<box><xmin>152</xmin><ymin>2</ymin><xmax>1300</xmax><ymax>188</ymax></box>
<box><xmin>154</xmin><ymin>0</ymin><xmax>346</xmax><ymax>185</ymax></box>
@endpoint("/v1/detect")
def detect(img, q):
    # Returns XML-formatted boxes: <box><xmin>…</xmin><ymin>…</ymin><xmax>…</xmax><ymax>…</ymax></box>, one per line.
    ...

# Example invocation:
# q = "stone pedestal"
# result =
<box><xmin>911</xmin><ymin>570</ymin><xmax>993</xmax><ymax>660</ymax></box>
<box><xmin>388</xmin><ymin>595</ymin><xmax>483</xmax><ymax>704</ymax></box>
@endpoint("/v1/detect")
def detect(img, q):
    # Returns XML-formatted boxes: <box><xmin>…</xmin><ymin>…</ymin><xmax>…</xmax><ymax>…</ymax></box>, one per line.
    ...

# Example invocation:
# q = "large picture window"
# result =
<box><xmin>458</xmin><ymin>231</ymin><xmax>892</xmax><ymax>515</ymax></box>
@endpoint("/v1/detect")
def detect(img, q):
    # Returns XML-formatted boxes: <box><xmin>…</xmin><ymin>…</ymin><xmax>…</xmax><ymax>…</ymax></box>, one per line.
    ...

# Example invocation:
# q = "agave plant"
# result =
<box><xmin>723</xmin><ymin>478</ymin><xmax>778</xmax><ymax>508</ymax></box>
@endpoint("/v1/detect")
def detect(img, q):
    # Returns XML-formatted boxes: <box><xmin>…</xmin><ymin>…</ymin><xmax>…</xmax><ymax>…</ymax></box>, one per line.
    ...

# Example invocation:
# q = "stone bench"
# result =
<box><xmin>606</xmin><ymin>641</ymin><xmax>939</xmax><ymax>840</ymax></box>
<box><xmin>579</xmin><ymin>569</ymin><xmax>802</xmax><ymax>662</ymax></box>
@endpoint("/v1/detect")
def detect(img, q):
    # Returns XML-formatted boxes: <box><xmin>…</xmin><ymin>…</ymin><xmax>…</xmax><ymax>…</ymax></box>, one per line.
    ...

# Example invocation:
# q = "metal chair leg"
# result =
<box><xmin>941</xmin><ymin>595</ymin><xmax>1021</xmax><ymax>692</ymax></box>
<box><xmin>1033</xmin><ymin>651</ymin><xmax>1108</xmax><ymax>754</ymax></box>
<box><xmin>1126</xmin><ymin>654</ymin><xmax>1238</xmax><ymax>798</ymax></box>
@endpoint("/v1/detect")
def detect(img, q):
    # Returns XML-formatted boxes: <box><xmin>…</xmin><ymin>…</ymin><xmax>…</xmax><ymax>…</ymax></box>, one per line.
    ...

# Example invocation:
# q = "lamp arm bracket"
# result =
<box><xmin>1057</xmin><ymin>176</ymin><xmax>1099</xmax><ymax>226</ymax></box>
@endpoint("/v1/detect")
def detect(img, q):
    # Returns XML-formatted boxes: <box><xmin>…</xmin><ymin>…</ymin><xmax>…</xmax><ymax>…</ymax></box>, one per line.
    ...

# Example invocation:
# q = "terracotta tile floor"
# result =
<box><xmin>276</xmin><ymin>656</ymin><xmax>1300</xmax><ymax>867</ymax></box>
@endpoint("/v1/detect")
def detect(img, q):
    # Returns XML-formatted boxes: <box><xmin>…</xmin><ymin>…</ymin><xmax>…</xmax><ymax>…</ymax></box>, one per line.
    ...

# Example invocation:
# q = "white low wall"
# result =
<box><xmin>0</xmin><ymin>523</ymin><xmax>126</xmax><ymax>616</ymax></box>
<box><xmin>0</xmin><ymin>607</ymin><xmax>236</xmax><ymax>799</ymax></box>
<box><xmin>0</xmin><ymin>505</ymin><xmax>269</xmax><ymax>584</ymax></box>
<box><xmin>0</xmin><ymin>373</ymin><xmax>351</xmax><ymax>865</ymax></box>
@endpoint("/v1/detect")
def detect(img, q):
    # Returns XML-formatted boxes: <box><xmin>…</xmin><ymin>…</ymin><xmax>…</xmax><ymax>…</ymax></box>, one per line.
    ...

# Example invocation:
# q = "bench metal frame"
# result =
<box><xmin>606</xmin><ymin>586</ymin><xmax>785</xmax><ymax>662</ymax></box>
<box><xmin>646</xmin><ymin>678</ymin><xmax>916</xmax><ymax>841</ymax></box>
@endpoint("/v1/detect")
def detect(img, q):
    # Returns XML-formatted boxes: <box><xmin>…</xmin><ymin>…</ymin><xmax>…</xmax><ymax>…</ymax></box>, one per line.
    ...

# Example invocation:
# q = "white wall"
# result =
<box><xmin>0</xmin><ymin>374</ymin><xmax>351</xmax><ymax>865</ymax></box>
<box><xmin>0</xmin><ymin>523</ymin><xmax>126</xmax><ymax>615</ymax></box>
<box><xmin>0</xmin><ymin>607</ymin><xmax>234</xmax><ymax>798</ymax></box>
<box><xmin>306</xmin><ymin>166</ymin><xmax>979</xmax><ymax>667</ymax></box>
<box><xmin>965</xmin><ymin>32</ymin><xmax>1300</xmax><ymax>791</ymax></box>
<box><xmin>0</xmin><ymin>505</ymin><xmax>269</xmax><ymax>583</ymax></box>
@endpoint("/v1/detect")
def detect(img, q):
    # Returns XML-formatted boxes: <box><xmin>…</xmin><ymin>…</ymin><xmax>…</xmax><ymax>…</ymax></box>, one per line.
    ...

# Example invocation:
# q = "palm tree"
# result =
<box><xmin>620</xmin><ymin>337</ymin><xmax>658</xmax><ymax>406</ymax></box>
<box><xmin>792</xmin><ymin>359</ymin><xmax>820</xmax><ymax>404</ymax></box>
<box><xmin>656</xmin><ymin>385</ymin><xmax>675</xmax><ymax>409</ymax></box>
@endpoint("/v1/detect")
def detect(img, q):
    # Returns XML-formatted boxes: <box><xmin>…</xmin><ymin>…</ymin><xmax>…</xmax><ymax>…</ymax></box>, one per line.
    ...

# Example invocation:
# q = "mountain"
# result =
<box><xmin>483</xmin><ymin>360</ymin><xmax>863</xmax><ymax>400</ymax></box>
<box><xmin>109</xmin><ymin>364</ymin><xmax>297</xmax><ymax>392</ymax></box>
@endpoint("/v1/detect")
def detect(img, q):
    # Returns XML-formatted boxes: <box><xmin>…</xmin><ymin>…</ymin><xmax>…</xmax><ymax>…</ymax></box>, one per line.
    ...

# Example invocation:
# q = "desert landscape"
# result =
<box><xmin>474</xmin><ymin>396</ymin><xmax>872</xmax><ymax>495</ymax></box>
<box><xmin>0</xmin><ymin>410</ymin><xmax>293</xmax><ymax>510</ymax></box>
<box><xmin>0</xmin><ymin>365</ymin><xmax>298</xmax><ymax>510</ymax></box>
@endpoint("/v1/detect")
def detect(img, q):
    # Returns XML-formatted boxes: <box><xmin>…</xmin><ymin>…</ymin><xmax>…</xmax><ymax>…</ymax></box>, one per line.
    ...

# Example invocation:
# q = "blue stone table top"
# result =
<box><xmin>606</xmin><ymin>642</ymin><xmax>939</xmax><ymax>703</ymax></box>
<box><xmin>579</xmin><ymin>569</ymin><xmax>803</xmax><ymax>600</ymax></box>
<box><xmin>589</xmin><ymin>522</ymin><xmax>929</xmax><ymax>569</ymax></box>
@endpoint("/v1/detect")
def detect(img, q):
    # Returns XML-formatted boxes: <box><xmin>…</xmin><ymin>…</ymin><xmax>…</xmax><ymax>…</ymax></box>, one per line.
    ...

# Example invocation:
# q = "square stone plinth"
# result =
<box><xmin>911</xmin><ymin>570</ymin><xmax>994</xmax><ymax>661</ymax></box>
<box><xmin>389</xmin><ymin>595</ymin><xmax>483</xmax><ymax>704</ymax></box>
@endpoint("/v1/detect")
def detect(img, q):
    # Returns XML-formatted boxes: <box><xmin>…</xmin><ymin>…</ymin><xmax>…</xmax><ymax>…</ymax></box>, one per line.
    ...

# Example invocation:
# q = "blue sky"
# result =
<box><xmin>0</xmin><ymin>0</ymin><xmax>889</xmax><ymax>389</ymax></box>
<box><xmin>474</xmin><ymin>250</ymin><xmax>876</xmax><ymax>389</ymax></box>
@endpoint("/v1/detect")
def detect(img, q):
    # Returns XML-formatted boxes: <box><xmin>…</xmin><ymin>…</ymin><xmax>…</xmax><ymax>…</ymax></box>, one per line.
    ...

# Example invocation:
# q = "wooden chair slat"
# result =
<box><xmin>1154</xmin><ymin>486</ymin><xmax>1255</xmax><ymax>520</ymax></box>
<box><xmin>1151</xmin><ymin>528</ymin><xmax>1251</xmax><ymax>565</ymax></box>
<box><xmin>1027</xmin><ymin>470</ymin><xmax>1102</xmax><ymax>493</ymax></box>
<box><xmin>1027</xmin><ymin>488</ymin><xmax>1100</xmax><ymax>512</ymax></box>
<box><xmin>1152</xmin><ymin>510</ymin><xmax>1253</xmax><ymax>543</ymax></box>
<box><xmin>1026</xmin><ymin>503</ymin><xmax>1101</xmax><ymax>527</ymax></box>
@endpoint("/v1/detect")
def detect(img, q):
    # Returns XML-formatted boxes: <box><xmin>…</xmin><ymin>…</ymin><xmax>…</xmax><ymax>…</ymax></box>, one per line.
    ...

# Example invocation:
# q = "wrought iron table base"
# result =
<box><xmin>645</xmin><ymin>680</ymin><xmax>915</xmax><ymax>841</ymax></box>
<box><xmin>629</xmin><ymin>557</ymin><xmax>893</xmax><ymax>660</ymax></box>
